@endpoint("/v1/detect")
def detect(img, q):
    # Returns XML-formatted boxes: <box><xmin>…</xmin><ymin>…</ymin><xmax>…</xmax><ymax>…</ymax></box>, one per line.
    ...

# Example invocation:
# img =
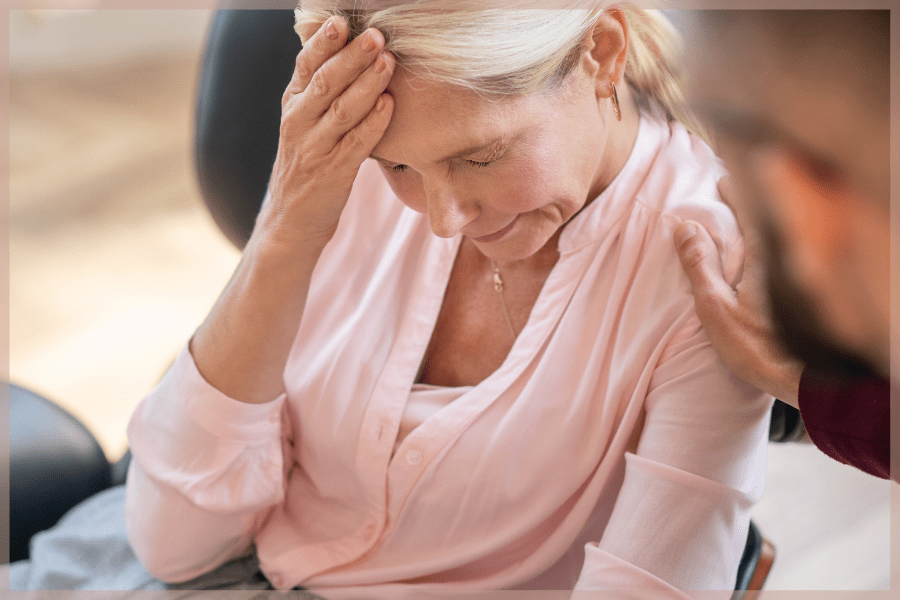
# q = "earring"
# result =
<box><xmin>611</xmin><ymin>81</ymin><xmax>622</xmax><ymax>121</ymax></box>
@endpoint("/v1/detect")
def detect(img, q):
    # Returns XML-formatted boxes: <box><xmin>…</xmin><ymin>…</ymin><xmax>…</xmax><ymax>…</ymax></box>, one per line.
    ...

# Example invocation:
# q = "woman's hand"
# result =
<box><xmin>255</xmin><ymin>16</ymin><xmax>396</xmax><ymax>253</ymax></box>
<box><xmin>673</xmin><ymin>178</ymin><xmax>805</xmax><ymax>408</ymax></box>
<box><xmin>190</xmin><ymin>18</ymin><xmax>395</xmax><ymax>404</ymax></box>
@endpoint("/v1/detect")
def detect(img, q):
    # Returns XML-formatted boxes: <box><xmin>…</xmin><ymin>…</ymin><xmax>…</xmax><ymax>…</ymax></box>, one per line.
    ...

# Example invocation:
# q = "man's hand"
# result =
<box><xmin>673</xmin><ymin>178</ymin><xmax>804</xmax><ymax>408</ymax></box>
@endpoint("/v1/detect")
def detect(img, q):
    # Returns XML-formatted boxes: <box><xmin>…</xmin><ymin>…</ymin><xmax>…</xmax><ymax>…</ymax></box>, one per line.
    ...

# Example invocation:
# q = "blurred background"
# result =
<box><xmin>10</xmin><ymin>8</ymin><xmax>238</xmax><ymax>459</ymax></box>
<box><xmin>7</xmin><ymin>8</ymin><xmax>893</xmax><ymax>591</ymax></box>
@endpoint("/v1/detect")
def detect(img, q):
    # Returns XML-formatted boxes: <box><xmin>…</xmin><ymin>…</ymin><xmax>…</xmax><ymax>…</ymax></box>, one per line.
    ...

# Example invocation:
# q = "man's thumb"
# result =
<box><xmin>673</xmin><ymin>221</ymin><xmax>730</xmax><ymax>298</ymax></box>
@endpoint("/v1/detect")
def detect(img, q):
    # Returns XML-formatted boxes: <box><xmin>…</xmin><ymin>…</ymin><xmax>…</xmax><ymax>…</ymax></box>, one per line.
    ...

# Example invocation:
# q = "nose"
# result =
<box><xmin>424</xmin><ymin>178</ymin><xmax>479</xmax><ymax>238</ymax></box>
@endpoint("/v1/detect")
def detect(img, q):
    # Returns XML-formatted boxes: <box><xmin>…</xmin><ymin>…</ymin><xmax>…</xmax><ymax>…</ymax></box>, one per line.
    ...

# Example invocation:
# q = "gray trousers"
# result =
<box><xmin>8</xmin><ymin>485</ymin><xmax>325</xmax><ymax>598</ymax></box>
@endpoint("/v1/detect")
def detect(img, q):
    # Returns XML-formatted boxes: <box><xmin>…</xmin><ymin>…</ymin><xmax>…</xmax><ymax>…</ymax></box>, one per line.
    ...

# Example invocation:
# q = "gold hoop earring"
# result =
<box><xmin>611</xmin><ymin>81</ymin><xmax>622</xmax><ymax>121</ymax></box>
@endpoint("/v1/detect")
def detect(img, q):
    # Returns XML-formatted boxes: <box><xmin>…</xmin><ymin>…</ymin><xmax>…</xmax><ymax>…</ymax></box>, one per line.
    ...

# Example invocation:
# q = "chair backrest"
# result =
<box><xmin>194</xmin><ymin>8</ymin><xmax>300</xmax><ymax>249</ymax></box>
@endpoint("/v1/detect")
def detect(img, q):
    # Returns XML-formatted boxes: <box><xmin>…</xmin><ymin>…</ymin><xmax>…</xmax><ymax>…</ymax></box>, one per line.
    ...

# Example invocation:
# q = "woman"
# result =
<box><xmin>10</xmin><ymin>2</ymin><xmax>771</xmax><ymax>597</ymax></box>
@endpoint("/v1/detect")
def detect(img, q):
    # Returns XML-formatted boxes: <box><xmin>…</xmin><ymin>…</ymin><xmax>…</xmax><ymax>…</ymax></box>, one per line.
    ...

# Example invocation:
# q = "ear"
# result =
<box><xmin>581</xmin><ymin>9</ymin><xmax>629</xmax><ymax>99</ymax></box>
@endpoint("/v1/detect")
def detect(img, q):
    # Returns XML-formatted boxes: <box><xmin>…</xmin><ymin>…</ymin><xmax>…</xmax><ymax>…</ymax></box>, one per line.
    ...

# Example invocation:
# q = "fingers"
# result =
<box><xmin>283</xmin><ymin>17</ymin><xmax>349</xmax><ymax>106</ymax></box>
<box><xmin>674</xmin><ymin>220</ymin><xmax>737</xmax><ymax>304</ymax></box>
<box><xmin>292</xmin><ymin>27</ymin><xmax>386</xmax><ymax>119</ymax></box>
<box><xmin>717</xmin><ymin>176</ymin><xmax>761</xmax><ymax>247</ymax></box>
<box><xmin>716</xmin><ymin>175</ymin><xmax>738</xmax><ymax>213</ymax></box>
<box><xmin>320</xmin><ymin>51</ymin><xmax>395</xmax><ymax>148</ymax></box>
<box><xmin>336</xmin><ymin>92</ymin><xmax>395</xmax><ymax>166</ymax></box>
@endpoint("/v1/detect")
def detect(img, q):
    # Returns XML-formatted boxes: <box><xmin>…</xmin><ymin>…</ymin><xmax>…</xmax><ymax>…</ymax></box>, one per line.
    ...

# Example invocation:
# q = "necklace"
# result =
<box><xmin>490</xmin><ymin>260</ymin><xmax>518</xmax><ymax>339</ymax></box>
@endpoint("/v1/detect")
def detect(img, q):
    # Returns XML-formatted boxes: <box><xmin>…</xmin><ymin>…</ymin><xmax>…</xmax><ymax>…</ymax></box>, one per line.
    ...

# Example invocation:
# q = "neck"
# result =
<box><xmin>583</xmin><ymin>82</ymin><xmax>641</xmax><ymax>211</ymax></box>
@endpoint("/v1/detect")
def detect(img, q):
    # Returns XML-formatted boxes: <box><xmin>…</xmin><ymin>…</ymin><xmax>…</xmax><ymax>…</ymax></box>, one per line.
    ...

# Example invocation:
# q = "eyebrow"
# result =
<box><xmin>369</xmin><ymin>137</ymin><xmax>506</xmax><ymax>165</ymax></box>
<box><xmin>698</xmin><ymin>104</ymin><xmax>839</xmax><ymax>175</ymax></box>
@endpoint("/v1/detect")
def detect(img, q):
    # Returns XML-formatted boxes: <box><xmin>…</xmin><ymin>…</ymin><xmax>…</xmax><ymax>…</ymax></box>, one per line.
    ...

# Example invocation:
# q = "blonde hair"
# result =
<box><xmin>295</xmin><ymin>1</ymin><xmax>707</xmax><ymax>142</ymax></box>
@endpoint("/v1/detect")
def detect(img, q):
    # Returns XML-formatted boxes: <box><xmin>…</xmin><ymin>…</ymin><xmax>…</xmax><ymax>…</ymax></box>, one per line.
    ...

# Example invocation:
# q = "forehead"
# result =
<box><xmin>683</xmin><ymin>19</ymin><xmax>765</xmax><ymax>112</ymax></box>
<box><xmin>684</xmin><ymin>12</ymin><xmax>889</xmax><ymax>199</ymax></box>
<box><xmin>373</xmin><ymin>72</ymin><xmax>536</xmax><ymax>161</ymax></box>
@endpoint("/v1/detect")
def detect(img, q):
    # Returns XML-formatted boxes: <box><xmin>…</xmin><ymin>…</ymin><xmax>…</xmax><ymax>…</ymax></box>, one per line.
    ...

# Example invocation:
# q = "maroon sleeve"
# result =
<box><xmin>797</xmin><ymin>367</ymin><xmax>891</xmax><ymax>480</ymax></box>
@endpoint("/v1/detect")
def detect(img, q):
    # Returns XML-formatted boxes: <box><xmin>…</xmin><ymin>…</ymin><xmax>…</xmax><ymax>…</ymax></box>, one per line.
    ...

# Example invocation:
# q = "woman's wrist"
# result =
<box><xmin>244</xmin><ymin>217</ymin><xmax>334</xmax><ymax>273</ymax></box>
<box><xmin>190</xmin><ymin>224</ymin><xmax>328</xmax><ymax>405</ymax></box>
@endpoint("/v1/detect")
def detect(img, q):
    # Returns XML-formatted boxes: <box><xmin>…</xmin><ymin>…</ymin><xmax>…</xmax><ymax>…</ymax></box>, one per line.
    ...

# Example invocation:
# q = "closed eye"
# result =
<box><xmin>385</xmin><ymin>159</ymin><xmax>491</xmax><ymax>173</ymax></box>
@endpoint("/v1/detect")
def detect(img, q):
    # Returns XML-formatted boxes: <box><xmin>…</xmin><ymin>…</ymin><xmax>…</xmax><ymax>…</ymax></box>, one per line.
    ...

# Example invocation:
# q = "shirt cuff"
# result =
<box><xmin>176</xmin><ymin>343</ymin><xmax>287</xmax><ymax>444</ymax></box>
<box><xmin>591</xmin><ymin>453</ymin><xmax>755</xmax><ymax>593</ymax></box>
<box><xmin>575</xmin><ymin>545</ymin><xmax>692</xmax><ymax>599</ymax></box>
<box><xmin>126</xmin><ymin>342</ymin><xmax>288</xmax><ymax>512</ymax></box>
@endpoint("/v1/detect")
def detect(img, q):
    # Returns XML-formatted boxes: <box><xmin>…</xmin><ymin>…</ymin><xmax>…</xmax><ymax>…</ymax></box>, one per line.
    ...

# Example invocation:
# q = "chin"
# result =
<box><xmin>478</xmin><ymin>223</ymin><xmax>557</xmax><ymax>263</ymax></box>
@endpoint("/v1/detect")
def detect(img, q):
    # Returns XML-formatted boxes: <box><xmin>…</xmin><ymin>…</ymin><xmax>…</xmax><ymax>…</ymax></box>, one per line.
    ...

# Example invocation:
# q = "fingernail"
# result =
<box><xmin>675</xmin><ymin>222</ymin><xmax>697</xmax><ymax>246</ymax></box>
<box><xmin>375</xmin><ymin>97</ymin><xmax>386</xmax><ymax>112</ymax></box>
<box><xmin>374</xmin><ymin>53</ymin><xmax>386</xmax><ymax>74</ymax></box>
<box><xmin>324</xmin><ymin>19</ymin><xmax>338</xmax><ymax>40</ymax></box>
<box><xmin>361</xmin><ymin>32</ymin><xmax>376</xmax><ymax>52</ymax></box>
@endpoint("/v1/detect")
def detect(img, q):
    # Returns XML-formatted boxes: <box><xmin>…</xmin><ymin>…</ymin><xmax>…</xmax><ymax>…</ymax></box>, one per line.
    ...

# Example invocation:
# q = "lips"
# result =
<box><xmin>471</xmin><ymin>215</ymin><xmax>519</xmax><ymax>243</ymax></box>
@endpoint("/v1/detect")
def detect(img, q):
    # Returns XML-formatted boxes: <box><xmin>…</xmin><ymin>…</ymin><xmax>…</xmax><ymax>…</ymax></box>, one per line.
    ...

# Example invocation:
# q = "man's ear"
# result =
<box><xmin>581</xmin><ymin>9</ymin><xmax>629</xmax><ymax>99</ymax></box>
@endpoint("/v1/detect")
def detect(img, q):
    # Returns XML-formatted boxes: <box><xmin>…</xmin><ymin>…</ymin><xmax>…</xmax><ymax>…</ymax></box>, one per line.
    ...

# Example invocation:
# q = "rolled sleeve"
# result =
<box><xmin>127</xmin><ymin>342</ymin><xmax>288</xmax><ymax>513</ymax></box>
<box><xmin>575</xmin><ymin>541</ymin><xmax>693</xmax><ymax>599</ymax></box>
<box><xmin>576</xmin><ymin>312</ymin><xmax>771</xmax><ymax>595</ymax></box>
<box><xmin>580</xmin><ymin>453</ymin><xmax>757</xmax><ymax>595</ymax></box>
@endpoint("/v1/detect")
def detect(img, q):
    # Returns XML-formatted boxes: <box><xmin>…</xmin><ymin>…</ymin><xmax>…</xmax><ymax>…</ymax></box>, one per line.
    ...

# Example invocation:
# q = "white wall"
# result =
<box><xmin>9</xmin><ymin>9</ymin><xmax>213</xmax><ymax>74</ymax></box>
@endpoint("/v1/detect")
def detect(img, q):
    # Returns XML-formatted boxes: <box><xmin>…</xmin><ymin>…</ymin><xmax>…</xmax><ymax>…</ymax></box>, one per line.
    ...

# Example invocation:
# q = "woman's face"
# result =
<box><xmin>369</xmin><ymin>68</ymin><xmax>612</xmax><ymax>263</ymax></box>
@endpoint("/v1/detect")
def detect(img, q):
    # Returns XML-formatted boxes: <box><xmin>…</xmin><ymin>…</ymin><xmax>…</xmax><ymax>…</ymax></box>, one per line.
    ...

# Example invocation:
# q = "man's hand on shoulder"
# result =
<box><xmin>673</xmin><ymin>178</ymin><xmax>804</xmax><ymax>408</ymax></box>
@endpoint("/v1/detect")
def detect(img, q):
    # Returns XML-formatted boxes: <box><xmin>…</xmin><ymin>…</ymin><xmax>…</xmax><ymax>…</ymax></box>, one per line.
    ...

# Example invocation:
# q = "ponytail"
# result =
<box><xmin>621</xmin><ymin>5</ymin><xmax>709</xmax><ymax>145</ymax></box>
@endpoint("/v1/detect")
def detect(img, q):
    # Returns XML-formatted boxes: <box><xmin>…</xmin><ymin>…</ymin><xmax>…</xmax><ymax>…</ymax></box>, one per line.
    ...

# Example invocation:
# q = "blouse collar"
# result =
<box><xmin>557</xmin><ymin>114</ymin><xmax>666</xmax><ymax>256</ymax></box>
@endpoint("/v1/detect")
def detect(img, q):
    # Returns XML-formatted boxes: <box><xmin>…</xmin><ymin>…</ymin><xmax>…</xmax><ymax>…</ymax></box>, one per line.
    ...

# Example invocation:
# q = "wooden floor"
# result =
<box><xmin>8</xmin><ymin>55</ymin><xmax>894</xmax><ymax>592</ymax></box>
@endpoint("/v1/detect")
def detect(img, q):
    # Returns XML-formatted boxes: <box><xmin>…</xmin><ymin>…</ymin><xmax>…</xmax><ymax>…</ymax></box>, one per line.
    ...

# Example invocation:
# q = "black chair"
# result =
<box><xmin>195</xmin><ymin>7</ymin><xmax>302</xmax><ymax>249</ymax></box>
<box><xmin>7</xmin><ymin>383</ymin><xmax>131</xmax><ymax>563</ymax></box>
<box><xmin>9</xmin><ymin>7</ymin><xmax>784</xmax><ymax>594</ymax></box>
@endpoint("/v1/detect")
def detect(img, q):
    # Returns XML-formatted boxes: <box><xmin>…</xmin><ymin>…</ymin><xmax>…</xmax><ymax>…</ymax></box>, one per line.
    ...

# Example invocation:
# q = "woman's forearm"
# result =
<box><xmin>189</xmin><ymin>15</ymin><xmax>395</xmax><ymax>405</ymax></box>
<box><xmin>190</xmin><ymin>235</ymin><xmax>326</xmax><ymax>404</ymax></box>
<box><xmin>125</xmin><ymin>459</ymin><xmax>262</xmax><ymax>583</ymax></box>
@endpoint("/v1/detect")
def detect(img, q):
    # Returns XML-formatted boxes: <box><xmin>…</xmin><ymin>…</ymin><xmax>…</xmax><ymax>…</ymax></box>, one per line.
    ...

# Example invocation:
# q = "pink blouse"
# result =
<box><xmin>124</xmin><ymin>116</ymin><xmax>772</xmax><ymax>598</ymax></box>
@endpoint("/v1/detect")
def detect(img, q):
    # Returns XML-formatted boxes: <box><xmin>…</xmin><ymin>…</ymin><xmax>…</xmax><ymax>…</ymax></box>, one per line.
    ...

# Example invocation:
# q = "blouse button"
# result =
<box><xmin>406</xmin><ymin>449</ymin><xmax>422</xmax><ymax>466</ymax></box>
<box><xmin>269</xmin><ymin>573</ymin><xmax>284</xmax><ymax>588</ymax></box>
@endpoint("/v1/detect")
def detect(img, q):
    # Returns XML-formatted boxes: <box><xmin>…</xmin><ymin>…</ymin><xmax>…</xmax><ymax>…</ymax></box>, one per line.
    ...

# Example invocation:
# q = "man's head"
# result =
<box><xmin>686</xmin><ymin>10</ymin><xmax>892</xmax><ymax>378</ymax></box>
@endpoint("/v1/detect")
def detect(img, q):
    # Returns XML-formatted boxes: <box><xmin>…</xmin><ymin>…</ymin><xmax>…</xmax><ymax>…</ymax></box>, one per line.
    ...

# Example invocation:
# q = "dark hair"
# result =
<box><xmin>761</xmin><ymin>215</ymin><xmax>876</xmax><ymax>383</ymax></box>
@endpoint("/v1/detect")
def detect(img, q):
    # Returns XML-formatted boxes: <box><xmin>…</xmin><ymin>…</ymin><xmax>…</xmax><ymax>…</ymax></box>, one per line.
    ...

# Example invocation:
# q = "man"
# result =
<box><xmin>675</xmin><ymin>10</ymin><xmax>893</xmax><ymax>481</ymax></box>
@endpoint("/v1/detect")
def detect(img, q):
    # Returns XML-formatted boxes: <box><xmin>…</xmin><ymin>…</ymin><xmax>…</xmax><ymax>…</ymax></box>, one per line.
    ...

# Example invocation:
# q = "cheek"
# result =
<box><xmin>489</xmin><ymin>153</ymin><xmax>583</xmax><ymax>217</ymax></box>
<box><xmin>489</xmin><ymin>171</ymin><xmax>548</xmax><ymax>213</ymax></box>
<box><xmin>382</xmin><ymin>169</ymin><xmax>427</xmax><ymax>213</ymax></box>
<box><xmin>484</xmin><ymin>144</ymin><xmax>565</xmax><ymax>213</ymax></box>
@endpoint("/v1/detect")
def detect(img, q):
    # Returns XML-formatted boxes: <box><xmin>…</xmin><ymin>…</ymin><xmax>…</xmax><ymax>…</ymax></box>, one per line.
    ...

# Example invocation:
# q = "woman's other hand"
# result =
<box><xmin>673</xmin><ymin>178</ymin><xmax>804</xmax><ymax>408</ymax></box>
<box><xmin>256</xmin><ymin>16</ymin><xmax>395</xmax><ymax>252</ymax></box>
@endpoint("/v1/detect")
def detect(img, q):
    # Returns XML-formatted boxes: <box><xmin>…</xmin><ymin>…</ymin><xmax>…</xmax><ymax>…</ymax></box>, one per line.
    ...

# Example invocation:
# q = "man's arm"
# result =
<box><xmin>673</xmin><ymin>179</ymin><xmax>893</xmax><ymax>481</ymax></box>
